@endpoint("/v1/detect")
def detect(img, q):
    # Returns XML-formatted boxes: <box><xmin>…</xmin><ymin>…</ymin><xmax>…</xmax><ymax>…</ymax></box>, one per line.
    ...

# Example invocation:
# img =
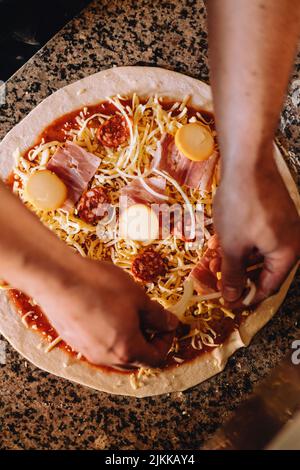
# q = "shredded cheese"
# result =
<box><xmin>138</xmin><ymin>176</ymin><xmax>169</xmax><ymax>201</ymax></box>
<box><xmin>45</xmin><ymin>336</ymin><xmax>62</xmax><ymax>353</ymax></box>
<box><xmin>169</xmin><ymin>279</ymin><xmax>194</xmax><ymax>322</ymax></box>
<box><xmin>21</xmin><ymin>311</ymin><xmax>34</xmax><ymax>328</ymax></box>
<box><xmin>153</xmin><ymin>168</ymin><xmax>196</xmax><ymax>240</ymax></box>
<box><xmin>243</xmin><ymin>279</ymin><xmax>257</xmax><ymax>306</ymax></box>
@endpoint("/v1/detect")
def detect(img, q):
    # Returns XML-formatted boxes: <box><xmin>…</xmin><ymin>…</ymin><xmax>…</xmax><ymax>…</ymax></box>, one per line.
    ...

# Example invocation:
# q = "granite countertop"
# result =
<box><xmin>0</xmin><ymin>0</ymin><xmax>299</xmax><ymax>450</ymax></box>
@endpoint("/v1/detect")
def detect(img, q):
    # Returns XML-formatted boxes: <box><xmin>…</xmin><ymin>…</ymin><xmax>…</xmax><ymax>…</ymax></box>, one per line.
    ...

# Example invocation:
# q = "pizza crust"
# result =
<box><xmin>0</xmin><ymin>66</ymin><xmax>299</xmax><ymax>397</ymax></box>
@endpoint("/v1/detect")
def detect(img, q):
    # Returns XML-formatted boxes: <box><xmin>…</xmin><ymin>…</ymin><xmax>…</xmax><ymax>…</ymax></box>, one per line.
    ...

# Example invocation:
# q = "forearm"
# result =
<box><xmin>207</xmin><ymin>0</ymin><xmax>300</xmax><ymax>173</ymax></box>
<box><xmin>0</xmin><ymin>181</ymin><xmax>76</xmax><ymax>298</ymax></box>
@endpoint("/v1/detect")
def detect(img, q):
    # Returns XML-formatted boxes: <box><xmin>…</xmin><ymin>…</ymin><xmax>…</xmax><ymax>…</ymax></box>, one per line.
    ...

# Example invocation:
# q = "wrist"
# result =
<box><xmin>1</xmin><ymin>236</ymin><xmax>80</xmax><ymax>301</ymax></box>
<box><xmin>220</xmin><ymin>138</ymin><xmax>275</xmax><ymax>180</ymax></box>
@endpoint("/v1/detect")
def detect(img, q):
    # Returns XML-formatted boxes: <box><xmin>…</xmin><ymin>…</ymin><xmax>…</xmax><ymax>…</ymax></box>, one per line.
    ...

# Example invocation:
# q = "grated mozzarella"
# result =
<box><xmin>12</xmin><ymin>93</ymin><xmax>233</xmax><ymax>358</ymax></box>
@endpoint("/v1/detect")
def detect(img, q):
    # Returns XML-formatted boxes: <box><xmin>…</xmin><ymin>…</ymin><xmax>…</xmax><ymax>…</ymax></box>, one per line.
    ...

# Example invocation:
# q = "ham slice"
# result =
<box><xmin>120</xmin><ymin>176</ymin><xmax>167</xmax><ymax>207</ymax></box>
<box><xmin>47</xmin><ymin>142</ymin><xmax>100</xmax><ymax>204</ymax></box>
<box><xmin>153</xmin><ymin>133</ymin><xmax>219</xmax><ymax>191</ymax></box>
<box><xmin>190</xmin><ymin>235</ymin><xmax>264</xmax><ymax>297</ymax></box>
<box><xmin>189</xmin><ymin>234</ymin><xmax>221</xmax><ymax>294</ymax></box>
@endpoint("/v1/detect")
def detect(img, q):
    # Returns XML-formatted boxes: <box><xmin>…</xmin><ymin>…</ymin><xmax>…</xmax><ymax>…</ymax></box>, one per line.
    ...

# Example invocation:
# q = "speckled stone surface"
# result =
<box><xmin>0</xmin><ymin>0</ymin><xmax>299</xmax><ymax>450</ymax></box>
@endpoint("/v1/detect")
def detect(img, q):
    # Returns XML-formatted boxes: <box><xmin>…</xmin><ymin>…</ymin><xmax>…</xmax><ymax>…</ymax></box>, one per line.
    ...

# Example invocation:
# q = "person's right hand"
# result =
<box><xmin>32</xmin><ymin>255</ymin><xmax>178</xmax><ymax>369</ymax></box>
<box><xmin>213</xmin><ymin>146</ymin><xmax>300</xmax><ymax>305</ymax></box>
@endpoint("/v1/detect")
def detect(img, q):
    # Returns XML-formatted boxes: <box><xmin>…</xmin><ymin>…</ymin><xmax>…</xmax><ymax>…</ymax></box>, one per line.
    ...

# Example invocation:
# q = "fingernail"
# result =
<box><xmin>167</xmin><ymin>313</ymin><xmax>179</xmax><ymax>330</ymax></box>
<box><xmin>223</xmin><ymin>286</ymin><xmax>240</xmax><ymax>302</ymax></box>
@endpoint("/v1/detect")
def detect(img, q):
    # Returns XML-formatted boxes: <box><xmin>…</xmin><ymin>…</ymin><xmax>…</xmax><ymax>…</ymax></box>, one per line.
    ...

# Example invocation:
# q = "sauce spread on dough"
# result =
<box><xmin>8</xmin><ymin>287</ymin><xmax>247</xmax><ymax>373</ymax></box>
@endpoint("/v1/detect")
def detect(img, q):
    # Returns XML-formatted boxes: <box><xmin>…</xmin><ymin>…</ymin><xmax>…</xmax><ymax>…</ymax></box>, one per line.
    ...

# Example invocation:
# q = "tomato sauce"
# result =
<box><xmin>6</xmin><ymin>172</ymin><xmax>18</xmax><ymax>190</ymax></box>
<box><xmin>21</xmin><ymin>98</ymin><xmax>214</xmax><ymax>160</ymax></box>
<box><xmin>6</xmin><ymin>97</ymin><xmax>227</xmax><ymax>375</ymax></box>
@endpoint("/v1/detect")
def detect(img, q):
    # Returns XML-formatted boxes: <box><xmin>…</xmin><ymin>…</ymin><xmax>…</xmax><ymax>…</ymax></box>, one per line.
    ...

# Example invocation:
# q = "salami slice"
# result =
<box><xmin>97</xmin><ymin>114</ymin><xmax>129</xmax><ymax>148</ymax></box>
<box><xmin>131</xmin><ymin>248</ymin><xmax>167</xmax><ymax>283</ymax></box>
<box><xmin>77</xmin><ymin>187</ymin><xmax>109</xmax><ymax>225</ymax></box>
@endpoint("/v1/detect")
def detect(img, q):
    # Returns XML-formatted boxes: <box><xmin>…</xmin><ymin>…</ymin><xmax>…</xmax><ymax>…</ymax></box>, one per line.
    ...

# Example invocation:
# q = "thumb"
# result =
<box><xmin>221</xmin><ymin>251</ymin><xmax>247</xmax><ymax>302</ymax></box>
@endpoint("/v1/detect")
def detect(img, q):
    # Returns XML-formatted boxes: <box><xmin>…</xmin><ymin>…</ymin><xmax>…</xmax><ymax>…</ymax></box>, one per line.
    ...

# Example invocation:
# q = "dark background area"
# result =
<box><xmin>0</xmin><ymin>0</ymin><xmax>92</xmax><ymax>82</ymax></box>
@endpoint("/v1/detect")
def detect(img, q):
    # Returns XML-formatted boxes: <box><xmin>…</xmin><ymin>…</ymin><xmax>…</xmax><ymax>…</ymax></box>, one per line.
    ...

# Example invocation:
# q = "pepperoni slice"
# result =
<box><xmin>131</xmin><ymin>248</ymin><xmax>167</xmax><ymax>283</ymax></box>
<box><xmin>97</xmin><ymin>114</ymin><xmax>129</xmax><ymax>148</ymax></box>
<box><xmin>77</xmin><ymin>187</ymin><xmax>109</xmax><ymax>225</ymax></box>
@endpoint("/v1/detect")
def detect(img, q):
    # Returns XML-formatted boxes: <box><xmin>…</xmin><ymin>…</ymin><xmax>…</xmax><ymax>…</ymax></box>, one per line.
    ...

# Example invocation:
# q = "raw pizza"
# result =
<box><xmin>0</xmin><ymin>67</ymin><xmax>299</xmax><ymax>397</ymax></box>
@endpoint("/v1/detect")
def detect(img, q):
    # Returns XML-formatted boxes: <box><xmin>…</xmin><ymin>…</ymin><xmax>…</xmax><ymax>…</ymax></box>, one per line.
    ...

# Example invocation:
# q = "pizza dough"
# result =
<box><xmin>0</xmin><ymin>66</ymin><xmax>299</xmax><ymax>397</ymax></box>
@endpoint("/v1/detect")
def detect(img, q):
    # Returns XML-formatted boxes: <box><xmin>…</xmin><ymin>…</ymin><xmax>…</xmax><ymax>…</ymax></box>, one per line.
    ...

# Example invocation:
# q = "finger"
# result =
<box><xmin>207</xmin><ymin>233</ymin><xmax>219</xmax><ymax>249</ymax></box>
<box><xmin>246</xmin><ymin>249</ymin><xmax>264</xmax><ymax>268</ymax></box>
<box><xmin>119</xmin><ymin>329</ymin><xmax>174</xmax><ymax>368</ymax></box>
<box><xmin>254</xmin><ymin>248</ymin><xmax>298</xmax><ymax>304</ymax></box>
<box><xmin>132</xmin><ymin>331</ymin><xmax>175</xmax><ymax>368</ymax></box>
<box><xmin>140</xmin><ymin>299</ymin><xmax>179</xmax><ymax>333</ymax></box>
<box><xmin>209</xmin><ymin>256</ymin><xmax>221</xmax><ymax>275</ymax></box>
<box><xmin>150</xmin><ymin>331</ymin><xmax>175</xmax><ymax>360</ymax></box>
<box><xmin>221</xmin><ymin>251</ymin><xmax>247</xmax><ymax>302</ymax></box>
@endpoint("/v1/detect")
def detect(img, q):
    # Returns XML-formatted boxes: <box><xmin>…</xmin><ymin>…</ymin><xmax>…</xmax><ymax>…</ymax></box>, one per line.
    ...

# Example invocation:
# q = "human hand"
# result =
<box><xmin>213</xmin><ymin>146</ymin><xmax>300</xmax><ymax>305</ymax></box>
<box><xmin>33</xmin><ymin>255</ymin><xmax>178</xmax><ymax>369</ymax></box>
